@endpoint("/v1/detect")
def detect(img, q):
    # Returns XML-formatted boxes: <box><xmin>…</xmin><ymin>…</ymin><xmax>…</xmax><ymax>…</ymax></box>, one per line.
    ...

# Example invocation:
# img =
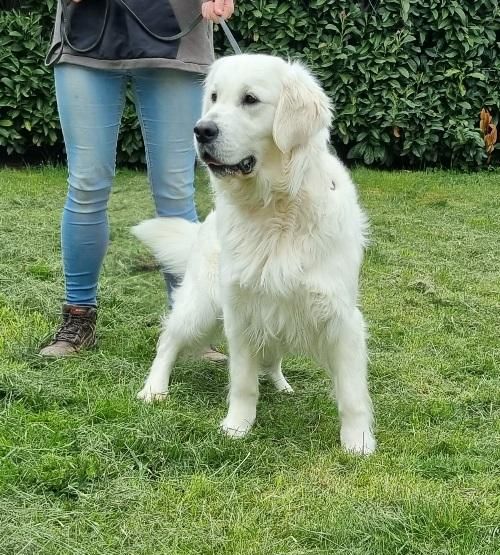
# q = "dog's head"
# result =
<box><xmin>195</xmin><ymin>54</ymin><xmax>332</xmax><ymax>184</ymax></box>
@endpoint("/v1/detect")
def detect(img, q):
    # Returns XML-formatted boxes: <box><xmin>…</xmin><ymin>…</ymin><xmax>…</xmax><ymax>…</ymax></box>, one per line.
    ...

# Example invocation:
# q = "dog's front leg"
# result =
<box><xmin>328</xmin><ymin>308</ymin><xmax>376</xmax><ymax>455</ymax></box>
<box><xmin>220</xmin><ymin>306</ymin><xmax>260</xmax><ymax>438</ymax></box>
<box><xmin>137</xmin><ymin>323</ymin><xmax>179</xmax><ymax>403</ymax></box>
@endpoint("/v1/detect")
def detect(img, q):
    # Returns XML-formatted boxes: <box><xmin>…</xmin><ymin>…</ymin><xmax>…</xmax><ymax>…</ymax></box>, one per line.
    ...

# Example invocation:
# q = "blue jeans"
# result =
<box><xmin>54</xmin><ymin>63</ymin><xmax>203</xmax><ymax>306</ymax></box>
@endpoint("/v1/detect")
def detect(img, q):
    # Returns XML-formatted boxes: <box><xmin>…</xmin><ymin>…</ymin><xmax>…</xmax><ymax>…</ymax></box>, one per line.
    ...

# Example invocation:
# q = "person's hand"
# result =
<box><xmin>202</xmin><ymin>0</ymin><xmax>235</xmax><ymax>22</ymax></box>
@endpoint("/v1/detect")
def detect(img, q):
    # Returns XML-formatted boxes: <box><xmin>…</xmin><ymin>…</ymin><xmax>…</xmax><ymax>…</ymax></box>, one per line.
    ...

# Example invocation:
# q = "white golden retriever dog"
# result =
<box><xmin>133</xmin><ymin>54</ymin><xmax>376</xmax><ymax>454</ymax></box>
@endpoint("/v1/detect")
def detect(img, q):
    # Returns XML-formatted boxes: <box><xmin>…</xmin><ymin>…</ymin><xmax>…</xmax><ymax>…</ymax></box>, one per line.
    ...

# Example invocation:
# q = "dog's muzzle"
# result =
<box><xmin>195</xmin><ymin>120</ymin><xmax>256</xmax><ymax>177</ymax></box>
<box><xmin>200</xmin><ymin>153</ymin><xmax>256</xmax><ymax>177</ymax></box>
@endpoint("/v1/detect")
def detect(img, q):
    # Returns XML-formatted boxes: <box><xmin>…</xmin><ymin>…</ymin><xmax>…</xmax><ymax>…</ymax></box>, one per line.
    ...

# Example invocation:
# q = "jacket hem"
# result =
<box><xmin>55</xmin><ymin>54</ymin><xmax>212</xmax><ymax>74</ymax></box>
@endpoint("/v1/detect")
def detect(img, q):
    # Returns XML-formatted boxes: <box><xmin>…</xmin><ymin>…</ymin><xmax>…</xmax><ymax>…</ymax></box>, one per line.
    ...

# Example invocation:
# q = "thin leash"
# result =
<box><xmin>219</xmin><ymin>18</ymin><xmax>242</xmax><ymax>55</ymax></box>
<box><xmin>46</xmin><ymin>0</ymin><xmax>242</xmax><ymax>67</ymax></box>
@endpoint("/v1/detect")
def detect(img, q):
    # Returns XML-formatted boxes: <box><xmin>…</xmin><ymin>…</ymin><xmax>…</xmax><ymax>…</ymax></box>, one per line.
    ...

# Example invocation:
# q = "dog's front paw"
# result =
<box><xmin>220</xmin><ymin>416</ymin><xmax>254</xmax><ymax>439</ymax></box>
<box><xmin>137</xmin><ymin>386</ymin><xmax>169</xmax><ymax>404</ymax></box>
<box><xmin>340</xmin><ymin>426</ymin><xmax>376</xmax><ymax>455</ymax></box>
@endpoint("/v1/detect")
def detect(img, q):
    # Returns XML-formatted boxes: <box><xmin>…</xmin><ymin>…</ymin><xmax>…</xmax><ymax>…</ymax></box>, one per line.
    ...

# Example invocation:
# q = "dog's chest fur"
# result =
<box><xmin>219</xmin><ymin>194</ymin><xmax>318</xmax><ymax>291</ymax></box>
<box><xmin>216</xmin><ymin>194</ymin><xmax>344</xmax><ymax>353</ymax></box>
<box><xmin>234</xmin><ymin>286</ymin><xmax>342</xmax><ymax>354</ymax></box>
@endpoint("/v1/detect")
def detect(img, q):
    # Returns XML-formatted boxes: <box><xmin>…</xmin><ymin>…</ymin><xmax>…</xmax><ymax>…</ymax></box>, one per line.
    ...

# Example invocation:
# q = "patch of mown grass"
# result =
<box><xmin>0</xmin><ymin>167</ymin><xmax>498</xmax><ymax>554</ymax></box>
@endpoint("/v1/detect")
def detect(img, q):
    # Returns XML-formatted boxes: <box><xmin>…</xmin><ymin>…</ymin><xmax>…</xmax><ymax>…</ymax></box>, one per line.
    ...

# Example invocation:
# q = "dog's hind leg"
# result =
<box><xmin>137</xmin><ymin>278</ymin><xmax>219</xmax><ymax>403</ymax></box>
<box><xmin>261</xmin><ymin>354</ymin><xmax>293</xmax><ymax>393</ymax></box>
<box><xmin>325</xmin><ymin>308</ymin><xmax>376</xmax><ymax>455</ymax></box>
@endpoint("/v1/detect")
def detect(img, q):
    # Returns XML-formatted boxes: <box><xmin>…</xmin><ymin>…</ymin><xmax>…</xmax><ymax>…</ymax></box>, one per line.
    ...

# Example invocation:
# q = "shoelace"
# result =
<box><xmin>54</xmin><ymin>313</ymin><xmax>94</xmax><ymax>344</ymax></box>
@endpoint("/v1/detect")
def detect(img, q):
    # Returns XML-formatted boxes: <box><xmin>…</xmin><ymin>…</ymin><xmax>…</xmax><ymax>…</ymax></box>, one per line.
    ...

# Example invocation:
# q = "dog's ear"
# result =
<box><xmin>273</xmin><ymin>62</ymin><xmax>332</xmax><ymax>153</ymax></box>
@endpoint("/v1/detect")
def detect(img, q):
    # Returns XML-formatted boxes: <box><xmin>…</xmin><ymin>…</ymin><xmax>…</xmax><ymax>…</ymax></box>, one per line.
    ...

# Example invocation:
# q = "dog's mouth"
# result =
<box><xmin>202</xmin><ymin>153</ymin><xmax>256</xmax><ymax>177</ymax></box>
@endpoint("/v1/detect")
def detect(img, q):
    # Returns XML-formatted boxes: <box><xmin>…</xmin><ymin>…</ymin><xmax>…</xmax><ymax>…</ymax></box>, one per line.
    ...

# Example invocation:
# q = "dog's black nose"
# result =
<box><xmin>194</xmin><ymin>121</ymin><xmax>219</xmax><ymax>144</ymax></box>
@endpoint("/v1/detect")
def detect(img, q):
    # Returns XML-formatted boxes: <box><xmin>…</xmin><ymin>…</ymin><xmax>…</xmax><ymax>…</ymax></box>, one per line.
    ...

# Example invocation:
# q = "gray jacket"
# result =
<box><xmin>47</xmin><ymin>0</ymin><xmax>214</xmax><ymax>74</ymax></box>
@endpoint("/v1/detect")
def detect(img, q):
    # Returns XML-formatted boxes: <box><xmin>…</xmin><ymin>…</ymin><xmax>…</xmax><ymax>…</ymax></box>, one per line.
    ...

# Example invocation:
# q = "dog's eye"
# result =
<box><xmin>242</xmin><ymin>93</ymin><xmax>259</xmax><ymax>105</ymax></box>
<box><xmin>211</xmin><ymin>92</ymin><xmax>217</xmax><ymax>103</ymax></box>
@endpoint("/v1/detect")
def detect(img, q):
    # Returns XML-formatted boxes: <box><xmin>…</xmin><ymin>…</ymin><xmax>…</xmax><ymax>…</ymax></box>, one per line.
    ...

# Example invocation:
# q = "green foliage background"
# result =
<box><xmin>1</xmin><ymin>0</ymin><xmax>499</xmax><ymax>167</ymax></box>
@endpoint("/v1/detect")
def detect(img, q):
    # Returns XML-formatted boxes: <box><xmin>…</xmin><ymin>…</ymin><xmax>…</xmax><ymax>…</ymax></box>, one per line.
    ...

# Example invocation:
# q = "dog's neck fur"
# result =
<box><xmin>213</xmin><ymin>132</ymin><xmax>335</xmax><ymax>294</ymax></box>
<box><xmin>214</xmin><ymin>131</ymin><xmax>331</xmax><ymax>212</ymax></box>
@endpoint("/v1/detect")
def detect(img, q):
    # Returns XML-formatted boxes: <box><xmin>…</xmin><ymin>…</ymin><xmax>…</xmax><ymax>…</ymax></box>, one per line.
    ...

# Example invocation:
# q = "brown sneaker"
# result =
<box><xmin>39</xmin><ymin>304</ymin><xmax>97</xmax><ymax>357</ymax></box>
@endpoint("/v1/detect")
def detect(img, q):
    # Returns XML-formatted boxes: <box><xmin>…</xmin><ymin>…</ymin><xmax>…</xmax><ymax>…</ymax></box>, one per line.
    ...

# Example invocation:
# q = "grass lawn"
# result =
<box><xmin>0</xmin><ymin>166</ymin><xmax>499</xmax><ymax>554</ymax></box>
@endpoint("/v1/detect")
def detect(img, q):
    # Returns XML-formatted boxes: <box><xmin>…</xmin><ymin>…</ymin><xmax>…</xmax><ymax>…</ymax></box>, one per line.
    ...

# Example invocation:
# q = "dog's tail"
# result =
<box><xmin>132</xmin><ymin>217</ymin><xmax>200</xmax><ymax>275</ymax></box>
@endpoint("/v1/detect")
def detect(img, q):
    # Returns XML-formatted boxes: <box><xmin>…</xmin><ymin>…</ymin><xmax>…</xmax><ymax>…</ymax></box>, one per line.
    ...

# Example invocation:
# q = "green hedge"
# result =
<box><xmin>1</xmin><ymin>0</ymin><xmax>499</xmax><ymax>168</ymax></box>
<box><xmin>0</xmin><ymin>0</ymin><xmax>145</xmax><ymax>164</ymax></box>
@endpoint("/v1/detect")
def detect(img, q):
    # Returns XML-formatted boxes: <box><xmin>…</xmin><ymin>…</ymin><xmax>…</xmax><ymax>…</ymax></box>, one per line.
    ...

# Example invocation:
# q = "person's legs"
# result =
<box><xmin>56</xmin><ymin>64</ymin><xmax>127</xmax><ymax>307</ymax></box>
<box><xmin>131</xmin><ymin>68</ymin><xmax>202</xmax><ymax>302</ymax></box>
<box><xmin>131</xmin><ymin>68</ymin><xmax>202</xmax><ymax>221</ymax></box>
<box><xmin>130</xmin><ymin>69</ymin><xmax>225</xmax><ymax>362</ymax></box>
<box><xmin>40</xmin><ymin>64</ymin><xmax>126</xmax><ymax>356</ymax></box>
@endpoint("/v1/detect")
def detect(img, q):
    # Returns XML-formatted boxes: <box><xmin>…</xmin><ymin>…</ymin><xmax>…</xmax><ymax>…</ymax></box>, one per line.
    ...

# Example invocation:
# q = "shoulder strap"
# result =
<box><xmin>46</xmin><ymin>0</ymin><xmax>242</xmax><ymax>67</ymax></box>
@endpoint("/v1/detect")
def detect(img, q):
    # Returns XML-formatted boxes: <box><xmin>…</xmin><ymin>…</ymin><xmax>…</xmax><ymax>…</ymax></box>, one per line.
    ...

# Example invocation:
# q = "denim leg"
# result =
<box><xmin>131</xmin><ymin>68</ymin><xmax>203</xmax><ymax>304</ymax></box>
<box><xmin>163</xmin><ymin>273</ymin><xmax>181</xmax><ymax>310</ymax></box>
<box><xmin>131</xmin><ymin>68</ymin><xmax>203</xmax><ymax>221</ymax></box>
<box><xmin>55</xmin><ymin>64</ymin><xmax>127</xmax><ymax>306</ymax></box>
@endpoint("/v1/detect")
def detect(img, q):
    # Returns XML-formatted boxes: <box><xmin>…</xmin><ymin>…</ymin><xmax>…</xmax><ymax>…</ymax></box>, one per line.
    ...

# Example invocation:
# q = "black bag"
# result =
<box><xmin>47</xmin><ymin>0</ymin><xmax>202</xmax><ymax>66</ymax></box>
